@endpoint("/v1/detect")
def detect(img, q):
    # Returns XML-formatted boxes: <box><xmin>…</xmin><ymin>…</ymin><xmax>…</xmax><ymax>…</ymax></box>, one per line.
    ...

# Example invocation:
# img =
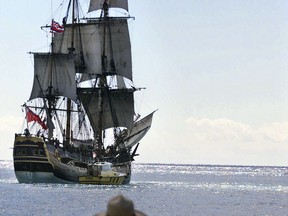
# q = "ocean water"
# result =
<box><xmin>0</xmin><ymin>161</ymin><xmax>288</xmax><ymax>216</ymax></box>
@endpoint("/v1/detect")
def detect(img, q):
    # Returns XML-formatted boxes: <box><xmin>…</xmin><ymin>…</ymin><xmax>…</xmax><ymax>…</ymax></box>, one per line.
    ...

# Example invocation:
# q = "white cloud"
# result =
<box><xmin>185</xmin><ymin>117</ymin><xmax>288</xmax><ymax>143</ymax></box>
<box><xmin>259</xmin><ymin>122</ymin><xmax>288</xmax><ymax>142</ymax></box>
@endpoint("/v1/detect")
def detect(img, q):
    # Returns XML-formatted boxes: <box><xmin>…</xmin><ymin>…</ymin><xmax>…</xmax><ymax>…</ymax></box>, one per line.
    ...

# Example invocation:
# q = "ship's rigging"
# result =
<box><xmin>24</xmin><ymin>0</ymin><xmax>154</xmax><ymax>159</ymax></box>
<box><xmin>14</xmin><ymin>0</ymin><xmax>155</xmax><ymax>185</ymax></box>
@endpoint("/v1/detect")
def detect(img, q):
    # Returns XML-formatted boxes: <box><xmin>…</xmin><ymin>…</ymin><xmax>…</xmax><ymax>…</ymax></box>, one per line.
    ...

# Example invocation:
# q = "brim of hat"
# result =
<box><xmin>94</xmin><ymin>212</ymin><xmax>106</xmax><ymax>216</ymax></box>
<box><xmin>95</xmin><ymin>210</ymin><xmax>146</xmax><ymax>216</ymax></box>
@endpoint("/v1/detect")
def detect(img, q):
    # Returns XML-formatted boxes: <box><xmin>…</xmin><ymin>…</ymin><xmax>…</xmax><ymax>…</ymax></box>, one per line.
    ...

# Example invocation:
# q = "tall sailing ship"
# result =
<box><xmin>13</xmin><ymin>0</ymin><xmax>155</xmax><ymax>184</ymax></box>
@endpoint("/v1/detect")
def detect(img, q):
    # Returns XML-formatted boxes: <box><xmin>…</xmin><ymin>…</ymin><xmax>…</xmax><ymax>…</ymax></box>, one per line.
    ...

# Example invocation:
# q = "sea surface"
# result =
<box><xmin>0</xmin><ymin>160</ymin><xmax>288</xmax><ymax>216</ymax></box>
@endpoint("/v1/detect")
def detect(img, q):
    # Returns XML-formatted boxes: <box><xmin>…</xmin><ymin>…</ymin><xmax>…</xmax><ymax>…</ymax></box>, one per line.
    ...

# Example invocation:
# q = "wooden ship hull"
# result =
<box><xmin>13</xmin><ymin>135</ymin><xmax>131</xmax><ymax>185</ymax></box>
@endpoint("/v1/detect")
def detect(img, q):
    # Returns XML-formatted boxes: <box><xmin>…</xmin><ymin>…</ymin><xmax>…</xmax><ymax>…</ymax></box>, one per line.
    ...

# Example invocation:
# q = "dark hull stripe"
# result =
<box><xmin>14</xmin><ymin>157</ymin><xmax>49</xmax><ymax>162</ymax></box>
<box><xmin>14</xmin><ymin>162</ymin><xmax>54</xmax><ymax>172</ymax></box>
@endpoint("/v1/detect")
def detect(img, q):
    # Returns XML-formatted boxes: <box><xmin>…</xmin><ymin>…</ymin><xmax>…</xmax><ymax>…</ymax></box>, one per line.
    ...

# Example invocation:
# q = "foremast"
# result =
<box><xmin>28</xmin><ymin>0</ymin><xmax>81</xmax><ymax>146</ymax></box>
<box><xmin>65</xmin><ymin>0</ymin><xmax>76</xmax><ymax>146</ymax></box>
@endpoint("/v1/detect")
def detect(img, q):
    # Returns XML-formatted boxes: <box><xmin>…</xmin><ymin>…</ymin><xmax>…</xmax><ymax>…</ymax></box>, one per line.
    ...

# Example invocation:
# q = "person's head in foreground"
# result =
<box><xmin>95</xmin><ymin>195</ymin><xmax>147</xmax><ymax>216</ymax></box>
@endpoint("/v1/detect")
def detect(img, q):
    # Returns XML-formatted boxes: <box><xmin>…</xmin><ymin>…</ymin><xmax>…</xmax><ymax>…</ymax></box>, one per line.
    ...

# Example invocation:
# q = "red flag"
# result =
<box><xmin>26</xmin><ymin>107</ymin><xmax>48</xmax><ymax>130</ymax></box>
<box><xmin>51</xmin><ymin>19</ymin><xmax>64</xmax><ymax>33</ymax></box>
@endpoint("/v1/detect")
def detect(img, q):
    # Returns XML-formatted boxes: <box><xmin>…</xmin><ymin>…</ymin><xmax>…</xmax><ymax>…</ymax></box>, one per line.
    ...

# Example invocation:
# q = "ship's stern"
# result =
<box><xmin>13</xmin><ymin>134</ymin><xmax>55</xmax><ymax>183</ymax></box>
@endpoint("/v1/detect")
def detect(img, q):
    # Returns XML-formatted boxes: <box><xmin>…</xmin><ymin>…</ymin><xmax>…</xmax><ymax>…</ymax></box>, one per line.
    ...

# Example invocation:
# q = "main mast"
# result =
<box><xmin>65</xmin><ymin>0</ymin><xmax>77</xmax><ymax>145</ymax></box>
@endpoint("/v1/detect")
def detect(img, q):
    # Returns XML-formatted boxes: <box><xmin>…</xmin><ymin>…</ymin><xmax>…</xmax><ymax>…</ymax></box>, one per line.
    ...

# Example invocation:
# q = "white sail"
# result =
<box><xmin>88</xmin><ymin>0</ymin><xmax>128</xmax><ymax>12</ymax></box>
<box><xmin>78</xmin><ymin>89</ymin><xmax>134</xmax><ymax>133</ymax></box>
<box><xmin>53</xmin><ymin>20</ymin><xmax>132</xmax><ymax>81</ymax></box>
<box><xmin>124</xmin><ymin>111</ymin><xmax>155</xmax><ymax>148</ymax></box>
<box><xmin>29</xmin><ymin>53</ymin><xmax>77</xmax><ymax>101</ymax></box>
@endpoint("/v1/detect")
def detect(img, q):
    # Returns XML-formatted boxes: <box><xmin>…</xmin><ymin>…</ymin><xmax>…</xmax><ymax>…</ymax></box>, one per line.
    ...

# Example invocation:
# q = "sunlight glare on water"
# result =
<box><xmin>1</xmin><ymin>161</ymin><xmax>288</xmax><ymax>215</ymax></box>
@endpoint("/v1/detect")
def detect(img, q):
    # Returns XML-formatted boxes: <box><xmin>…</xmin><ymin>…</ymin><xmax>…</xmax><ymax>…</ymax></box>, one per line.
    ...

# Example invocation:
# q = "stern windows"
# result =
<box><xmin>14</xmin><ymin>147</ymin><xmax>46</xmax><ymax>157</ymax></box>
<box><xmin>15</xmin><ymin>149</ymin><xmax>27</xmax><ymax>156</ymax></box>
<box><xmin>33</xmin><ymin>149</ymin><xmax>46</xmax><ymax>157</ymax></box>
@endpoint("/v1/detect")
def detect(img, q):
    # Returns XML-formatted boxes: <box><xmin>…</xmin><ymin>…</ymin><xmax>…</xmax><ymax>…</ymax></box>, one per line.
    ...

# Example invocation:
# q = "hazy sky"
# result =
<box><xmin>1</xmin><ymin>0</ymin><xmax>288</xmax><ymax>166</ymax></box>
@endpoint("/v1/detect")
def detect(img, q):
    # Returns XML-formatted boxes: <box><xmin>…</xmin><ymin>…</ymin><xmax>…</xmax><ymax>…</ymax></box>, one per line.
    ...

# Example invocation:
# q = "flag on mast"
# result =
<box><xmin>51</xmin><ymin>19</ymin><xmax>64</xmax><ymax>33</ymax></box>
<box><xmin>25</xmin><ymin>106</ymin><xmax>48</xmax><ymax>130</ymax></box>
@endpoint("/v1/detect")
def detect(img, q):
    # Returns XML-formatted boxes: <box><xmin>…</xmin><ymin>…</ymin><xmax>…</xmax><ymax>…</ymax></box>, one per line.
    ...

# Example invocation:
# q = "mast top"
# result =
<box><xmin>103</xmin><ymin>0</ymin><xmax>109</xmax><ymax>17</ymax></box>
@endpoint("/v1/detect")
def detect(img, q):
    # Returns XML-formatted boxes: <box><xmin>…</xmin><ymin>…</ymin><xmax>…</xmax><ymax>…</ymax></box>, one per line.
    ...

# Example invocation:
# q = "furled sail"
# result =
<box><xmin>78</xmin><ymin>89</ymin><xmax>134</xmax><ymax>133</ymax></box>
<box><xmin>124</xmin><ymin>111</ymin><xmax>155</xmax><ymax>148</ymax></box>
<box><xmin>29</xmin><ymin>53</ymin><xmax>77</xmax><ymax>101</ymax></box>
<box><xmin>88</xmin><ymin>0</ymin><xmax>128</xmax><ymax>12</ymax></box>
<box><xmin>52</xmin><ymin>20</ymin><xmax>132</xmax><ymax>81</ymax></box>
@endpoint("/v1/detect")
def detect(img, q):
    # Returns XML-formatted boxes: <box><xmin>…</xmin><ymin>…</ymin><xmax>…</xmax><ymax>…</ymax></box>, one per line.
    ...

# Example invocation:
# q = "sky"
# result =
<box><xmin>1</xmin><ymin>0</ymin><xmax>288</xmax><ymax>166</ymax></box>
